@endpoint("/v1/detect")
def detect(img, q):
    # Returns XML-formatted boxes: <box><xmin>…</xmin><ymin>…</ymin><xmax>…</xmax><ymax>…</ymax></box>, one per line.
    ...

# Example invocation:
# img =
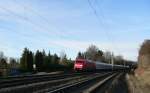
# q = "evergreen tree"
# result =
<box><xmin>35</xmin><ymin>50</ymin><xmax>44</xmax><ymax>72</ymax></box>
<box><xmin>77</xmin><ymin>51</ymin><xmax>85</xmax><ymax>59</ymax></box>
<box><xmin>20</xmin><ymin>48</ymin><xmax>28</xmax><ymax>71</ymax></box>
<box><xmin>52</xmin><ymin>53</ymin><xmax>59</xmax><ymax>64</ymax></box>
<box><xmin>77</xmin><ymin>52</ymin><xmax>82</xmax><ymax>58</ymax></box>
<box><xmin>43</xmin><ymin>51</ymin><xmax>52</xmax><ymax>71</ymax></box>
<box><xmin>20</xmin><ymin>48</ymin><xmax>34</xmax><ymax>72</ymax></box>
<box><xmin>0</xmin><ymin>58</ymin><xmax>7</xmax><ymax>69</ymax></box>
<box><xmin>27</xmin><ymin>51</ymin><xmax>33</xmax><ymax>71</ymax></box>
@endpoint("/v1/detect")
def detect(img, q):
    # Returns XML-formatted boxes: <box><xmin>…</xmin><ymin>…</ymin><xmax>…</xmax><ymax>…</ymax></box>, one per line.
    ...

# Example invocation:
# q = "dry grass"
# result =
<box><xmin>130</xmin><ymin>40</ymin><xmax>150</xmax><ymax>93</ymax></box>
<box><xmin>127</xmin><ymin>40</ymin><xmax>150</xmax><ymax>93</ymax></box>
<box><xmin>137</xmin><ymin>71</ymin><xmax>150</xmax><ymax>85</ymax></box>
<box><xmin>127</xmin><ymin>73</ymin><xmax>150</xmax><ymax>93</ymax></box>
<box><xmin>138</xmin><ymin>39</ymin><xmax>150</xmax><ymax>69</ymax></box>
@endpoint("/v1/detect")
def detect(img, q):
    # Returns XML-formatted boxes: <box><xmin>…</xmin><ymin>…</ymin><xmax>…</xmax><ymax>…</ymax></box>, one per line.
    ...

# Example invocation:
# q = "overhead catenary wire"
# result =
<box><xmin>87</xmin><ymin>0</ymin><xmax>113</xmax><ymax>45</ymax></box>
<box><xmin>12</xmin><ymin>0</ymin><xmax>70</xmax><ymax>39</ymax></box>
<box><xmin>12</xmin><ymin>0</ymin><xmax>52</xmax><ymax>26</ymax></box>
<box><xmin>87</xmin><ymin>0</ymin><xmax>121</xmax><ymax>56</ymax></box>
<box><xmin>0</xmin><ymin>6</ymin><xmax>64</xmax><ymax>48</ymax></box>
<box><xmin>0</xmin><ymin>5</ymin><xmax>67</xmax><ymax>39</ymax></box>
<box><xmin>0</xmin><ymin>6</ymin><xmax>50</xmax><ymax>34</ymax></box>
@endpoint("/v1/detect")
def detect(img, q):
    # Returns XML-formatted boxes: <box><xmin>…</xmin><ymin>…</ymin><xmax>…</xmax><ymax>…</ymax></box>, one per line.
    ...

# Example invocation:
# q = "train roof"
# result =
<box><xmin>76</xmin><ymin>58</ymin><xmax>129</xmax><ymax>67</ymax></box>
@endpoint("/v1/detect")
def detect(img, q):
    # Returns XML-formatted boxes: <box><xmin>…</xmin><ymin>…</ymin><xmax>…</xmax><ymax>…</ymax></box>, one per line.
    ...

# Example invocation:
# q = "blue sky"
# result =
<box><xmin>0</xmin><ymin>0</ymin><xmax>150</xmax><ymax>61</ymax></box>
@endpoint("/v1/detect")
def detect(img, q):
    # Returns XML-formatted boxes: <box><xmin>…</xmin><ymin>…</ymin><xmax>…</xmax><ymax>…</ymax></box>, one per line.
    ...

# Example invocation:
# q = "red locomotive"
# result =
<box><xmin>74</xmin><ymin>59</ymin><xmax>96</xmax><ymax>71</ymax></box>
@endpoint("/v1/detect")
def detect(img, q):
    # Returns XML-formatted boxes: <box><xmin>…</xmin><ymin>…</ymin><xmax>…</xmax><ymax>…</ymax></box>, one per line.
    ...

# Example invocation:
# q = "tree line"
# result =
<box><xmin>0</xmin><ymin>48</ymin><xmax>73</xmax><ymax>75</ymax></box>
<box><xmin>20</xmin><ymin>48</ymin><xmax>73</xmax><ymax>72</ymax></box>
<box><xmin>0</xmin><ymin>44</ymin><xmax>135</xmax><ymax>76</ymax></box>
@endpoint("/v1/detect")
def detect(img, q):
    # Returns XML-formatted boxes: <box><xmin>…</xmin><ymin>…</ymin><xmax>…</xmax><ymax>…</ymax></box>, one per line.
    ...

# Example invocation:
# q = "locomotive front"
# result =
<box><xmin>74</xmin><ymin>59</ymin><xmax>85</xmax><ymax>71</ymax></box>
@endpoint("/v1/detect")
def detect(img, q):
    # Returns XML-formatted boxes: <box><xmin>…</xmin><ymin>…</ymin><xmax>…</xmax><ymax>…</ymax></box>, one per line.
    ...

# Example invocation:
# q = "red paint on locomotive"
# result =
<box><xmin>74</xmin><ymin>59</ymin><xmax>96</xmax><ymax>71</ymax></box>
<box><xmin>74</xmin><ymin>59</ymin><xmax>85</xmax><ymax>70</ymax></box>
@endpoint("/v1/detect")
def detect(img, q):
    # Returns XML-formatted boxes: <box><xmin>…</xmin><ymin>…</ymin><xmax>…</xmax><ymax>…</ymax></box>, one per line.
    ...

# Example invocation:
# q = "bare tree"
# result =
<box><xmin>104</xmin><ymin>51</ymin><xmax>112</xmax><ymax>63</ymax></box>
<box><xmin>115</xmin><ymin>55</ymin><xmax>123</xmax><ymax>61</ymax></box>
<box><xmin>85</xmin><ymin>45</ymin><xmax>103</xmax><ymax>61</ymax></box>
<box><xmin>0</xmin><ymin>51</ymin><xmax>4</xmax><ymax>60</ymax></box>
<box><xmin>85</xmin><ymin>45</ymin><xmax>99</xmax><ymax>60</ymax></box>
<box><xmin>59</xmin><ymin>51</ymin><xmax>66</xmax><ymax>62</ymax></box>
<box><xmin>114</xmin><ymin>55</ymin><xmax>124</xmax><ymax>65</ymax></box>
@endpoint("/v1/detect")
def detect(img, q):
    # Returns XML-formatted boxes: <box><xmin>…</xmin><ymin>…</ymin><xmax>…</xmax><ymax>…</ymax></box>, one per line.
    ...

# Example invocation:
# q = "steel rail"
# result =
<box><xmin>47</xmin><ymin>72</ymin><xmax>113</xmax><ymax>93</ymax></box>
<box><xmin>0</xmin><ymin>72</ymin><xmax>88</xmax><ymax>88</ymax></box>
<box><xmin>0</xmin><ymin>73</ymin><xmax>97</xmax><ymax>93</ymax></box>
<box><xmin>83</xmin><ymin>73</ymin><xmax>118</xmax><ymax>93</ymax></box>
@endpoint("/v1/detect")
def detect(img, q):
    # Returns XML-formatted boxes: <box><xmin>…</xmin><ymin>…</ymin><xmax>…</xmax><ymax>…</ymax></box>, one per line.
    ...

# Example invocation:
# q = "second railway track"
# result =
<box><xmin>47</xmin><ymin>72</ymin><xmax>118</xmax><ymax>93</ymax></box>
<box><xmin>0</xmin><ymin>72</ymin><xmax>88</xmax><ymax>88</ymax></box>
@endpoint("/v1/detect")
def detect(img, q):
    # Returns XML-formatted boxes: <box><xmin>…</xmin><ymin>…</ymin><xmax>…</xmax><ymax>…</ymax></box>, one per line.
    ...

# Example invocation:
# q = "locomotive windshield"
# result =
<box><xmin>76</xmin><ymin>61</ymin><xmax>84</xmax><ymax>64</ymax></box>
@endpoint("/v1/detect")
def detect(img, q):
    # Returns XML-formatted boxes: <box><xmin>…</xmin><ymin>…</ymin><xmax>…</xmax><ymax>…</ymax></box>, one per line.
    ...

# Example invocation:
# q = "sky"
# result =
<box><xmin>0</xmin><ymin>0</ymin><xmax>150</xmax><ymax>61</ymax></box>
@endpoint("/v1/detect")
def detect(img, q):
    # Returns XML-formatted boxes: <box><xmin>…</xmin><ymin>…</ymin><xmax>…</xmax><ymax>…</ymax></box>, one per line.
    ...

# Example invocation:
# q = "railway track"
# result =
<box><xmin>0</xmin><ymin>71</ymin><xmax>62</xmax><ymax>79</ymax></box>
<box><xmin>0</xmin><ymin>72</ymin><xmax>106</xmax><ymax>93</ymax></box>
<box><xmin>0</xmin><ymin>72</ymin><xmax>122</xmax><ymax>93</ymax></box>
<box><xmin>0</xmin><ymin>72</ymin><xmax>90</xmax><ymax>88</ymax></box>
<box><xmin>47</xmin><ymin>72</ymin><xmax>118</xmax><ymax>93</ymax></box>
<box><xmin>47</xmin><ymin>73</ymin><xmax>119</xmax><ymax>93</ymax></box>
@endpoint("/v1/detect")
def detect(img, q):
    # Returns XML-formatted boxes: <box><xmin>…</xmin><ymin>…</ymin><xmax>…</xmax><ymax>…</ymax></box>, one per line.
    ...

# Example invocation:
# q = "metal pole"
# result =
<box><xmin>111</xmin><ymin>52</ymin><xmax>114</xmax><ymax>71</ymax></box>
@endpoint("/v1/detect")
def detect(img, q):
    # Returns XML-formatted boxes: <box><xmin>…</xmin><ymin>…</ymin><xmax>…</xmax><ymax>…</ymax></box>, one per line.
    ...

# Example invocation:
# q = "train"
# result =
<box><xmin>74</xmin><ymin>58</ymin><xmax>129</xmax><ymax>71</ymax></box>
